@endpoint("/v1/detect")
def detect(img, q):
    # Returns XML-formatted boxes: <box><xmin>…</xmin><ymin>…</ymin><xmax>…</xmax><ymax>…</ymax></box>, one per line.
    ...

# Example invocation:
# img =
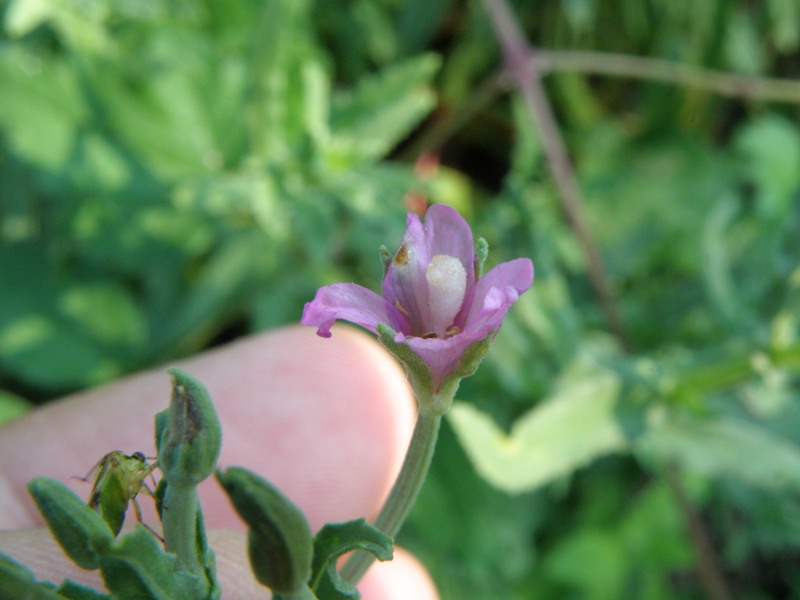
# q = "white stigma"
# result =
<box><xmin>426</xmin><ymin>254</ymin><xmax>467</xmax><ymax>333</ymax></box>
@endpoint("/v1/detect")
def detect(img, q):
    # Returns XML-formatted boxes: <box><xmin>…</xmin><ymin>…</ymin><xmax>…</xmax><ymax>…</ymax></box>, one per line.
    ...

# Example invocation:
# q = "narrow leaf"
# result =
<box><xmin>28</xmin><ymin>477</ymin><xmax>113</xmax><ymax>570</ymax></box>
<box><xmin>217</xmin><ymin>467</ymin><xmax>313</xmax><ymax>595</ymax></box>
<box><xmin>55</xmin><ymin>579</ymin><xmax>112</xmax><ymax>600</ymax></box>
<box><xmin>0</xmin><ymin>551</ymin><xmax>65</xmax><ymax>600</ymax></box>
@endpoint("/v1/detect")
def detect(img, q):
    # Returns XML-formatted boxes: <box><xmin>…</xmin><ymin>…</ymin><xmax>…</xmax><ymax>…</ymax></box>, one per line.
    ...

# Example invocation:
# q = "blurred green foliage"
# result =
<box><xmin>2</xmin><ymin>0</ymin><xmax>800</xmax><ymax>598</ymax></box>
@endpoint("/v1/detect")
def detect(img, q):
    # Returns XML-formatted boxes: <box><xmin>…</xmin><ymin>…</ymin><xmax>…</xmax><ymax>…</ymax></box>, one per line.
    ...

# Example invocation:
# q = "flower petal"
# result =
<box><xmin>383</xmin><ymin>212</ymin><xmax>431</xmax><ymax>334</ymax></box>
<box><xmin>301</xmin><ymin>283</ymin><xmax>406</xmax><ymax>338</ymax></box>
<box><xmin>383</xmin><ymin>204</ymin><xmax>476</xmax><ymax>335</ymax></box>
<box><xmin>462</xmin><ymin>258</ymin><xmax>534</xmax><ymax>338</ymax></box>
<box><xmin>422</xmin><ymin>204</ymin><xmax>475</xmax><ymax>288</ymax></box>
<box><xmin>397</xmin><ymin>333</ymin><xmax>469</xmax><ymax>388</ymax></box>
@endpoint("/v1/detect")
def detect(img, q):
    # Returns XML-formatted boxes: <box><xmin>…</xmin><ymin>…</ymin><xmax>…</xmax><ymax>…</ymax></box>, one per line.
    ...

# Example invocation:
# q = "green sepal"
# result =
<box><xmin>434</xmin><ymin>332</ymin><xmax>494</xmax><ymax>412</ymax></box>
<box><xmin>27</xmin><ymin>477</ymin><xmax>114</xmax><ymax>570</ymax></box>
<box><xmin>193</xmin><ymin>495</ymin><xmax>221</xmax><ymax>600</ymax></box>
<box><xmin>376</xmin><ymin>323</ymin><xmax>434</xmax><ymax>401</ymax></box>
<box><xmin>216</xmin><ymin>467</ymin><xmax>313</xmax><ymax>595</ymax></box>
<box><xmin>474</xmin><ymin>237</ymin><xmax>489</xmax><ymax>278</ymax></box>
<box><xmin>99</xmin><ymin>526</ymin><xmax>202</xmax><ymax>600</ymax></box>
<box><xmin>378</xmin><ymin>245</ymin><xmax>393</xmax><ymax>278</ymax></box>
<box><xmin>159</xmin><ymin>369</ymin><xmax>222</xmax><ymax>489</ymax></box>
<box><xmin>154</xmin><ymin>409</ymin><xmax>168</xmax><ymax>455</ymax></box>
<box><xmin>154</xmin><ymin>477</ymin><xmax>167</xmax><ymax>522</ymax></box>
<box><xmin>308</xmin><ymin>519</ymin><xmax>393</xmax><ymax>600</ymax></box>
<box><xmin>55</xmin><ymin>579</ymin><xmax>112</xmax><ymax>600</ymax></box>
<box><xmin>0</xmin><ymin>551</ymin><xmax>66</xmax><ymax>599</ymax></box>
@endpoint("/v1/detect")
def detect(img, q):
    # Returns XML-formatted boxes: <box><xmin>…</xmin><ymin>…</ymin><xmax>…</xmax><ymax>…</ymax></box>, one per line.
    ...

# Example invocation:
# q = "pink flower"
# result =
<box><xmin>301</xmin><ymin>204</ymin><xmax>533</xmax><ymax>390</ymax></box>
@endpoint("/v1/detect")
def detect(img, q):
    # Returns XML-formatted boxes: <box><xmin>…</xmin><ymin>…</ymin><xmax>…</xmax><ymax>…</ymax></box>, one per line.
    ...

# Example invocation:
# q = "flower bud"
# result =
<box><xmin>158</xmin><ymin>369</ymin><xmax>222</xmax><ymax>488</ymax></box>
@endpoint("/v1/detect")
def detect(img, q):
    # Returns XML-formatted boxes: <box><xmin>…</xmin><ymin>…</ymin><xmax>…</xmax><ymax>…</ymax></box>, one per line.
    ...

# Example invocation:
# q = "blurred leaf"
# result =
<box><xmin>734</xmin><ymin>114</ymin><xmax>800</xmax><ymax>220</ymax></box>
<box><xmin>723</xmin><ymin>7</ymin><xmax>766</xmax><ymax>73</ymax></box>
<box><xmin>544</xmin><ymin>529</ymin><xmax>628</xmax><ymax>600</ymax></box>
<box><xmin>640</xmin><ymin>415</ymin><xmax>800</xmax><ymax>490</ymax></box>
<box><xmin>449</xmin><ymin>371</ymin><xmax>626</xmax><ymax>493</ymax></box>
<box><xmin>0</xmin><ymin>244</ymin><xmax>146</xmax><ymax>390</ymax></box>
<box><xmin>0</xmin><ymin>389</ymin><xmax>32</xmax><ymax>425</ymax></box>
<box><xmin>4</xmin><ymin>0</ymin><xmax>52</xmax><ymax>37</ymax></box>
<box><xmin>0</xmin><ymin>49</ymin><xmax>84</xmax><ymax>169</ymax></box>
<box><xmin>396</xmin><ymin>0</ymin><xmax>454</xmax><ymax>55</ymax></box>
<box><xmin>701</xmin><ymin>196</ymin><xmax>749</xmax><ymax>326</ymax></box>
<box><xmin>768</xmin><ymin>0</ymin><xmax>800</xmax><ymax>51</ymax></box>
<box><xmin>327</xmin><ymin>54</ymin><xmax>440</xmax><ymax>165</ymax></box>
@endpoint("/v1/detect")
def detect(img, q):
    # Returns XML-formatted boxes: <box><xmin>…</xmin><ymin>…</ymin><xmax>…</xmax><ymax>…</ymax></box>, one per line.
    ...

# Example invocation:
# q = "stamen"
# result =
<box><xmin>426</xmin><ymin>254</ymin><xmax>467</xmax><ymax>334</ymax></box>
<box><xmin>394</xmin><ymin>300</ymin><xmax>411</xmax><ymax>317</ymax></box>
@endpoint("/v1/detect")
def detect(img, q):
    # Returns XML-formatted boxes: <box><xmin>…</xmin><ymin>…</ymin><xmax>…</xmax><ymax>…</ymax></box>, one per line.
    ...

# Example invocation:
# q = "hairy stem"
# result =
<box><xmin>162</xmin><ymin>485</ymin><xmax>206</xmax><ymax>590</ymax></box>
<box><xmin>341</xmin><ymin>411</ymin><xmax>441</xmax><ymax>584</ymax></box>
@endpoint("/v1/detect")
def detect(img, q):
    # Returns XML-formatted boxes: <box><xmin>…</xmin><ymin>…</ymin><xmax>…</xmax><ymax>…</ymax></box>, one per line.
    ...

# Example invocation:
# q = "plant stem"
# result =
<box><xmin>162</xmin><ymin>485</ymin><xmax>206</xmax><ymax>587</ymax></box>
<box><xmin>482</xmin><ymin>0</ymin><xmax>632</xmax><ymax>350</ymax></box>
<box><xmin>534</xmin><ymin>50</ymin><xmax>800</xmax><ymax>103</ymax></box>
<box><xmin>665</xmin><ymin>465</ymin><xmax>733</xmax><ymax>600</ymax></box>
<box><xmin>341</xmin><ymin>411</ymin><xmax>442</xmax><ymax>584</ymax></box>
<box><xmin>481</xmin><ymin>3</ymin><xmax>739</xmax><ymax>599</ymax></box>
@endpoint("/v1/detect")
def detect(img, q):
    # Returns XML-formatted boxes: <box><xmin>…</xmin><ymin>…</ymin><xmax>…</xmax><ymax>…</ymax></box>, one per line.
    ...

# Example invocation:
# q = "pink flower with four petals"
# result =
<box><xmin>302</xmin><ymin>204</ymin><xmax>533</xmax><ymax>390</ymax></box>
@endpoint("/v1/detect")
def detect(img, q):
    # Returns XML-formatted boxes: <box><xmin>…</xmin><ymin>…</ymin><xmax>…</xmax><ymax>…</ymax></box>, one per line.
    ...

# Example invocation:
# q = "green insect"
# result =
<box><xmin>79</xmin><ymin>450</ymin><xmax>160</xmax><ymax>537</ymax></box>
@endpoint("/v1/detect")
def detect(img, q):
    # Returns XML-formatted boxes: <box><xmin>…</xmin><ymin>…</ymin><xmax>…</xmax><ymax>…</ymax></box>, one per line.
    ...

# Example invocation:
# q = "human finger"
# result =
<box><xmin>0</xmin><ymin>325</ymin><xmax>415</xmax><ymax>533</ymax></box>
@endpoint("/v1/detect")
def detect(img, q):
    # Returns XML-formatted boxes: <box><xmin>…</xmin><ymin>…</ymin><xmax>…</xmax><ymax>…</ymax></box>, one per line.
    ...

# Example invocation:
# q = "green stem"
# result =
<box><xmin>482</xmin><ymin>0</ymin><xmax>632</xmax><ymax>350</ymax></box>
<box><xmin>534</xmin><ymin>50</ymin><xmax>800</xmax><ymax>104</ymax></box>
<box><xmin>162</xmin><ymin>485</ymin><xmax>206</xmax><ymax>589</ymax></box>
<box><xmin>341</xmin><ymin>410</ymin><xmax>442</xmax><ymax>584</ymax></box>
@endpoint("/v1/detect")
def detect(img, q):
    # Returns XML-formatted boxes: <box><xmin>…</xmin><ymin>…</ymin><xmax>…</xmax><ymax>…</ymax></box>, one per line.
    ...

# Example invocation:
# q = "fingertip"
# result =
<box><xmin>359</xmin><ymin>547</ymin><xmax>439</xmax><ymax>600</ymax></box>
<box><xmin>195</xmin><ymin>325</ymin><xmax>416</xmax><ymax>530</ymax></box>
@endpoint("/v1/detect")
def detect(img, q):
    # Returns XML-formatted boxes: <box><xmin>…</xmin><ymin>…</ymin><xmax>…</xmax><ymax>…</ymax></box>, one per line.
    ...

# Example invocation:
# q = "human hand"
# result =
<box><xmin>0</xmin><ymin>326</ymin><xmax>438</xmax><ymax>599</ymax></box>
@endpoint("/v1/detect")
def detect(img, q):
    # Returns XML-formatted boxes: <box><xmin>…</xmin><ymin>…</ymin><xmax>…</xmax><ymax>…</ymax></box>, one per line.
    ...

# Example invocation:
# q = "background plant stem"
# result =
<box><xmin>481</xmin><ymin>0</ymin><xmax>632</xmax><ymax>351</ymax></box>
<box><xmin>481</xmin><ymin>2</ymin><xmax>736</xmax><ymax>599</ymax></box>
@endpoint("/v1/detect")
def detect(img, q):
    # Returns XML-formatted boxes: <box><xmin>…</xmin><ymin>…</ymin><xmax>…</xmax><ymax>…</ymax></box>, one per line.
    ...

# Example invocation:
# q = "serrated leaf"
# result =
<box><xmin>309</xmin><ymin>519</ymin><xmax>393</xmax><ymax>600</ymax></box>
<box><xmin>28</xmin><ymin>477</ymin><xmax>114</xmax><ymax>570</ymax></box>
<box><xmin>327</xmin><ymin>54</ymin><xmax>440</xmax><ymax>163</ymax></box>
<box><xmin>99</xmin><ymin>527</ymin><xmax>202</xmax><ymax>600</ymax></box>
<box><xmin>639</xmin><ymin>415</ymin><xmax>800</xmax><ymax>490</ymax></box>
<box><xmin>448</xmin><ymin>373</ymin><xmax>626</xmax><ymax>493</ymax></box>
